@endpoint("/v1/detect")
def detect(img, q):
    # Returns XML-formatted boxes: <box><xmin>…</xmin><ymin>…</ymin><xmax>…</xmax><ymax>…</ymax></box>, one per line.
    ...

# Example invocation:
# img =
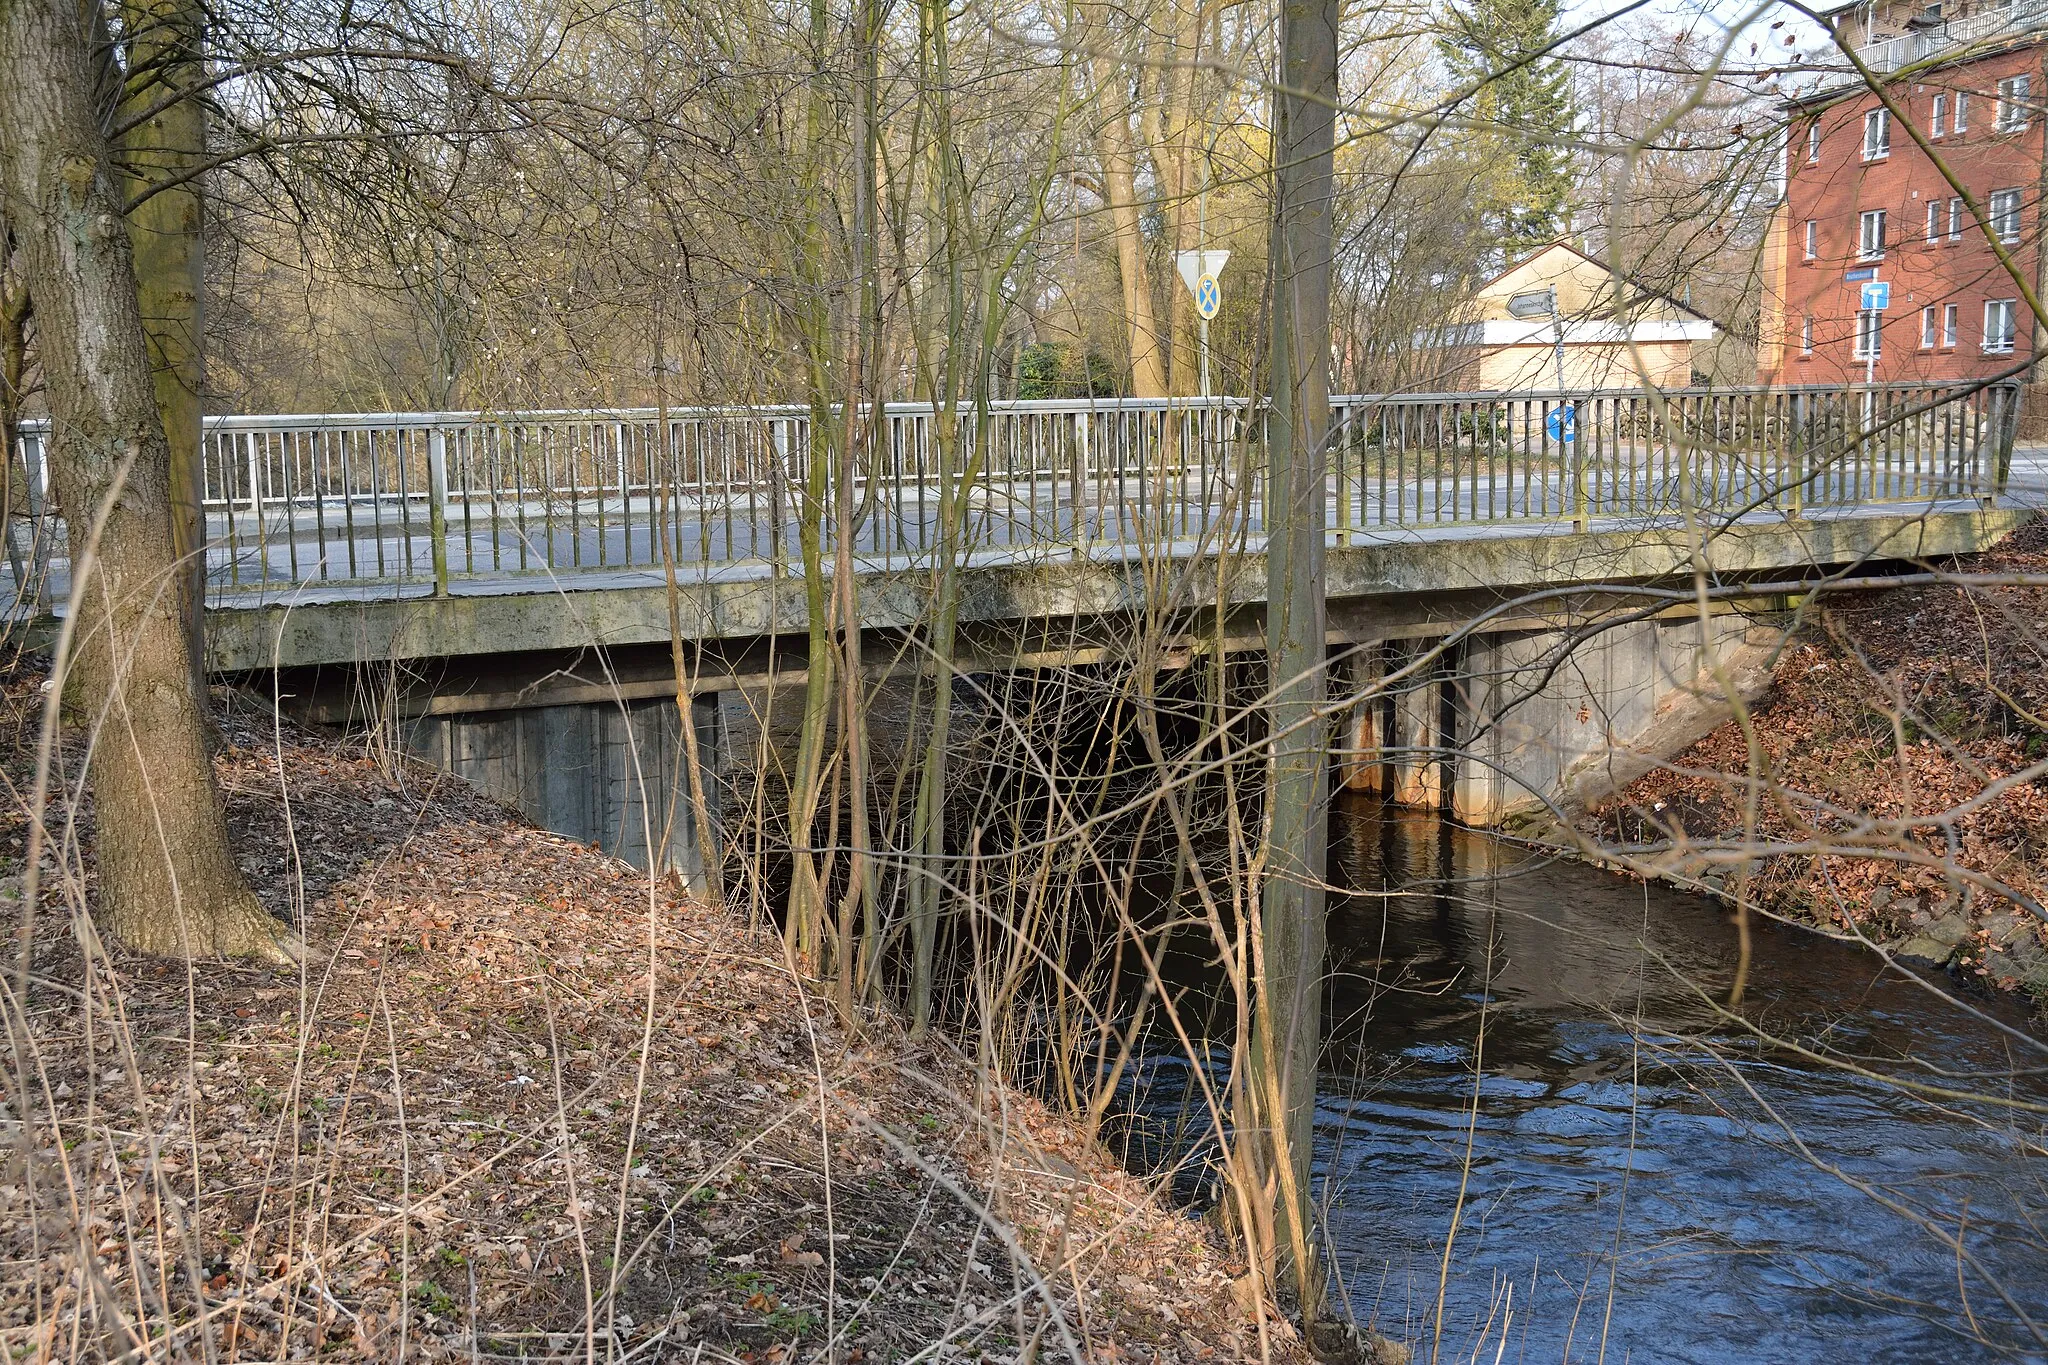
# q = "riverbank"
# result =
<box><xmin>1580</xmin><ymin>518</ymin><xmax>2048</xmax><ymax>1001</ymax></box>
<box><xmin>0</xmin><ymin>669</ymin><xmax>1308</xmax><ymax>1363</ymax></box>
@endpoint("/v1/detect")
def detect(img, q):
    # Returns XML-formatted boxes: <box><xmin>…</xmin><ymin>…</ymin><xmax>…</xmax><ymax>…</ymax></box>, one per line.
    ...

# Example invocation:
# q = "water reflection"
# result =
<box><xmin>1132</xmin><ymin>795</ymin><xmax>2048</xmax><ymax>1363</ymax></box>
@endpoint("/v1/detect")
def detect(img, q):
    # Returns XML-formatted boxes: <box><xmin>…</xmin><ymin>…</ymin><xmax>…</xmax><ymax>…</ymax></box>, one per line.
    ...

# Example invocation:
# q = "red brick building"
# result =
<box><xmin>1759</xmin><ymin>0</ymin><xmax>2048</xmax><ymax>387</ymax></box>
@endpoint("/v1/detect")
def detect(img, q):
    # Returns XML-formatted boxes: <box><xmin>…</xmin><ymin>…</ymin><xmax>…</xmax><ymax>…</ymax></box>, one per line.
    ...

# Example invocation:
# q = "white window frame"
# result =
<box><xmin>1997</xmin><ymin>75</ymin><xmax>2031</xmax><ymax>132</ymax></box>
<box><xmin>1804</xmin><ymin>219</ymin><xmax>1819</xmax><ymax>259</ymax></box>
<box><xmin>1859</xmin><ymin>208</ymin><xmax>1887</xmax><ymax>259</ymax></box>
<box><xmin>1927</xmin><ymin>200</ymin><xmax>1942</xmax><ymax>241</ymax></box>
<box><xmin>1984</xmin><ymin>298</ymin><xmax>2017</xmax><ymax>353</ymax></box>
<box><xmin>1855</xmin><ymin>309</ymin><xmax>1883</xmax><ymax>358</ymax></box>
<box><xmin>1949</xmin><ymin>196</ymin><xmax>1965</xmax><ymax>240</ymax></box>
<box><xmin>1802</xmin><ymin>316</ymin><xmax>1815</xmax><ymax>355</ymax></box>
<box><xmin>1864</xmin><ymin>107</ymin><xmax>1892</xmax><ymax>159</ymax></box>
<box><xmin>1808</xmin><ymin>120</ymin><xmax>1822</xmax><ymax>162</ymax></box>
<box><xmin>1943</xmin><ymin>302</ymin><xmax>1959</xmax><ymax>347</ymax></box>
<box><xmin>1921</xmin><ymin>305</ymin><xmax>1938</xmax><ymax>347</ymax></box>
<box><xmin>1990</xmin><ymin>187</ymin><xmax>2023</xmax><ymax>242</ymax></box>
<box><xmin>1932</xmin><ymin>93</ymin><xmax>1947</xmax><ymax>137</ymax></box>
<box><xmin>1955</xmin><ymin>91</ymin><xmax>1970</xmax><ymax>133</ymax></box>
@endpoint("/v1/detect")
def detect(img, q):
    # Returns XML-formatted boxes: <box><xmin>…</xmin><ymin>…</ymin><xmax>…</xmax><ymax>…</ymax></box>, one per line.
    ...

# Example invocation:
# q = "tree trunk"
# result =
<box><xmin>0</xmin><ymin>0</ymin><xmax>293</xmax><ymax>963</ymax></box>
<box><xmin>1091</xmin><ymin>57</ymin><xmax>1168</xmax><ymax>399</ymax></box>
<box><xmin>1148</xmin><ymin>0</ymin><xmax>1205</xmax><ymax>396</ymax></box>
<box><xmin>1244</xmin><ymin>0</ymin><xmax>1337</xmax><ymax>1318</ymax></box>
<box><xmin>120</xmin><ymin>0</ymin><xmax>209</xmax><ymax>687</ymax></box>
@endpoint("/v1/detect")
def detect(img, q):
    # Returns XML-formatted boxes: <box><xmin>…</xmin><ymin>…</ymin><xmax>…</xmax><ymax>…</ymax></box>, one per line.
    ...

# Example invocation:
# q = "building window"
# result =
<box><xmin>1997</xmin><ymin>75</ymin><xmax>2031</xmax><ymax>132</ymax></box>
<box><xmin>1808</xmin><ymin>120</ymin><xmax>1822</xmax><ymax>162</ymax></box>
<box><xmin>1859</xmin><ymin>208</ymin><xmax>1887</xmax><ymax>259</ymax></box>
<box><xmin>1802</xmin><ymin>316</ymin><xmax>1815</xmax><ymax>355</ymax></box>
<box><xmin>1949</xmin><ymin>196</ymin><xmax>1965</xmax><ymax>239</ymax></box>
<box><xmin>1991</xmin><ymin>187</ymin><xmax>2023</xmax><ymax>242</ymax></box>
<box><xmin>1922</xmin><ymin>305</ymin><xmax>1938</xmax><ymax>347</ymax></box>
<box><xmin>1955</xmin><ymin>91</ymin><xmax>1970</xmax><ymax>133</ymax></box>
<box><xmin>1985</xmin><ymin>298</ymin><xmax>2017</xmax><ymax>352</ymax></box>
<box><xmin>1927</xmin><ymin>200</ymin><xmax>1942</xmax><ymax>241</ymax></box>
<box><xmin>1864</xmin><ymin>107</ymin><xmax>1891</xmax><ymax>159</ymax></box>
<box><xmin>1804</xmin><ymin>219</ymin><xmax>1819</xmax><ymax>259</ymax></box>
<box><xmin>1855</xmin><ymin>309</ymin><xmax>1883</xmax><ymax>358</ymax></box>
<box><xmin>1944</xmin><ymin>302</ymin><xmax>1959</xmax><ymax>347</ymax></box>
<box><xmin>1932</xmin><ymin>93</ymin><xmax>1948</xmax><ymax>136</ymax></box>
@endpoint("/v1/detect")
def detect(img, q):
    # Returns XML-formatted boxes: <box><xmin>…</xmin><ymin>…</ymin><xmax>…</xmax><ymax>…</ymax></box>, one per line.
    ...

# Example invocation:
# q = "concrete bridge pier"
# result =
<box><xmin>399</xmin><ymin>694</ymin><xmax>726</xmax><ymax>890</ymax></box>
<box><xmin>1335</xmin><ymin>647</ymin><xmax>1383</xmax><ymax>793</ymax></box>
<box><xmin>1363</xmin><ymin>609</ymin><xmax>1772</xmax><ymax>827</ymax></box>
<box><xmin>1335</xmin><ymin>637</ymin><xmax>1461</xmax><ymax>809</ymax></box>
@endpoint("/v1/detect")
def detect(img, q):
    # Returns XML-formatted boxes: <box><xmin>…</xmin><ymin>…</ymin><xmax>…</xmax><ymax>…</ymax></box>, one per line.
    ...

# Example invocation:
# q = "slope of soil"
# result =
<box><xmin>1585</xmin><ymin>518</ymin><xmax>2048</xmax><ymax>998</ymax></box>
<box><xmin>0</xmin><ymin>674</ymin><xmax>1314</xmax><ymax>1363</ymax></box>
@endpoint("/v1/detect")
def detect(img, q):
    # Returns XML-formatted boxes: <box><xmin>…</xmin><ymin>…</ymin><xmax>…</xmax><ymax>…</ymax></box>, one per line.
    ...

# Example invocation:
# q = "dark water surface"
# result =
<box><xmin>1131</xmin><ymin>796</ymin><xmax>2048</xmax><ymax>1363</ymax></box>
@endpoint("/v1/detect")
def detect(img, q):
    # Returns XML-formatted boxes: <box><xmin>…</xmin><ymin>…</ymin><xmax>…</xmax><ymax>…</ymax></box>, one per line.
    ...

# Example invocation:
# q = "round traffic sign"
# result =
<box><xmin>1545</xmin><ymin>402</ymin><xmax>1576</xmax><ymax>443</ymax></box>
<box><xmin>1194</xmin><ymin>274</ymin><xmax>1221</xmax><ymax>320</ymax></box>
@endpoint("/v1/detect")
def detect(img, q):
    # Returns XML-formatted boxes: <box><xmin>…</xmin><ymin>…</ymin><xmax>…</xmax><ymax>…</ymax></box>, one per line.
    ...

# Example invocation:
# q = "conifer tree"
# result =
<box><xmin>1439</xmin><ymin>0</ymin><xmax>1577</xmax><ymax>259</ymax></box>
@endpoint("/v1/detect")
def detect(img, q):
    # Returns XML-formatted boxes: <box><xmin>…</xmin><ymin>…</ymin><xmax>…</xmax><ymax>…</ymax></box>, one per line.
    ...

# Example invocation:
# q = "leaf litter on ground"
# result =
<box><xmin>0</xmin><ymin>669</ymin><xmax>1308</xmax><ymax>1364</ymax></box>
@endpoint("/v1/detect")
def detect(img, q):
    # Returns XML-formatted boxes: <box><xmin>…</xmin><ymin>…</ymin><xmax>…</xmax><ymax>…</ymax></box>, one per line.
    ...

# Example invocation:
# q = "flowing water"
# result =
<box><xmin>1125</xmin><ymin>795</ymin><xmax>2048</xmax><ymax>1363</ymax></box>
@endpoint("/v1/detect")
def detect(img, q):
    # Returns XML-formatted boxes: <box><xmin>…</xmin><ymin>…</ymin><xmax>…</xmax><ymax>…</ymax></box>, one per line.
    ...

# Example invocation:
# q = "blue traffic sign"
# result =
<box><xmin>1860</xmin><ymin>279</ymin><xmax>1891</xmax><ymax>310</ymax></box>
<box><xmin>1195</xmin><ymin>274</ymin><xmax>1221</xmax><ymax>320</ymax></box>
<box><xmin>1545</xmin><ymin>403</ymin><xmax>1576</xmax><ymax>443</ymax></box>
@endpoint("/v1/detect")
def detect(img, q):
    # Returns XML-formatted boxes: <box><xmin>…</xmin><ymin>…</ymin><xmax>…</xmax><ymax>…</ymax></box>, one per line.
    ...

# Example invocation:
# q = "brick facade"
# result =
<box><xmin>1763</xmin><ymin>42</ymin><xmax>2048</xmax><ymax>386</ymax></box>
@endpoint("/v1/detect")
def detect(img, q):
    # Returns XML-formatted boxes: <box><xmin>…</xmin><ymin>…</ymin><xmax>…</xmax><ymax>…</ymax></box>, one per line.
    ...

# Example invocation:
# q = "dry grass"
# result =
<box><xmin>0</xmin><ymin>669</ymin><xmax>1305</xmax><ymax>1364</ymax></box>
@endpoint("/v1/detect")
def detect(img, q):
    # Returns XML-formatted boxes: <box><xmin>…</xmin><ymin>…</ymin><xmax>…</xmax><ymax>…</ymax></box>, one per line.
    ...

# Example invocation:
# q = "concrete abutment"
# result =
<box><xmin>1343</xmin><ymin>608</ymin><xmax>1772</xmax><ymax>826</ymax></box>
<box><xmin>399</xmin><ymin>694</ymin><xmax>726</xmax><ymax>890</ymax></box>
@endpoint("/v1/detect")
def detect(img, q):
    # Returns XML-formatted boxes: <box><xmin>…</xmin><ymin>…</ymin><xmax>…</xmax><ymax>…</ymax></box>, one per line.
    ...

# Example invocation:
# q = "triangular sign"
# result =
<box><xmin>1175</xmin><ymin>250</ymin><xmax>1230</xmax><ymax>297</ymax></box>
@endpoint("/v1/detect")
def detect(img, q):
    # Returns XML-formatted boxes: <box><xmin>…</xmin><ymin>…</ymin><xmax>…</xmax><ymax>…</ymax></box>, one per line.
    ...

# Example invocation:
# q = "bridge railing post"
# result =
<box><xmin>1070</xmin><ymin>408</ymin><xmax>1088</xmax><ymax>552</ymax></box>
<box><xmin>12</xmin><ymin>427</ymin><xmax>51</xmax><ymax>611</ymax></box>
<box><xmin>1983</xmin><ymin>382</ymin><xmax>2018</xmax><ymax>508</ymax></box>
<box><xmin>1569</xmin><ymin>399</ymin><xmax>1588</xmax><ymax>533</ymax></box>
<box><xmin>1786</xmin><ymin>391</ymin><xmax>1805</xmax><ymax>521</ymax></box>
<box><xmin>428</xmin><ymin>423</ymin><xmax>450</xmax><ymax>596</ymax></box>
<box><xmin>770</xmin><ymin>418</ymin><xmax>790</xmax><ymax>575</ymax></box>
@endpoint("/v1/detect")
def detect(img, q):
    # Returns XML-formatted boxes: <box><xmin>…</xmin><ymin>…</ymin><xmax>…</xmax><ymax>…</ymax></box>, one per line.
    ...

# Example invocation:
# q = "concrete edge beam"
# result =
<box><xmin>205</xmin><ymin>508</ymin><xmax>2034</xmax><ymax>673</ymax></box>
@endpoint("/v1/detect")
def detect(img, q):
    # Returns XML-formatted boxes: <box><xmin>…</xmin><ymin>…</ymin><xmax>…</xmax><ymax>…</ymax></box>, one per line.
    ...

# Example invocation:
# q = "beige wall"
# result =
<box><xmin>1753</xmin><ymin>200</ymin><xmax>1790</xmax><ymax>384</ymax></box>
<box><xmin>1462</xmin><ymin>340</ymin><xmax>1695</xmax><ymax>392</ymax></box>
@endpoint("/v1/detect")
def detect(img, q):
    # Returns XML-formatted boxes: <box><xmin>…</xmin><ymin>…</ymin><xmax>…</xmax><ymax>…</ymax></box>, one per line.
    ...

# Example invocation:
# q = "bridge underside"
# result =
<box><xmin>216</xmin><ymin>506</ymin><xmax>2032</xmax><ymax>881</ymax></box>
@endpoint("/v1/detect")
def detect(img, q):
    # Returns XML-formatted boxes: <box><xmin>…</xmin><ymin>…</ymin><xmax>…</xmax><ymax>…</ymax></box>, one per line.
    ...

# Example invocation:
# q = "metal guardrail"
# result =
<box><xmin>4</xmin><ymin>383</ymin><xmax>2022</xmax><ymax>598</ymax></box>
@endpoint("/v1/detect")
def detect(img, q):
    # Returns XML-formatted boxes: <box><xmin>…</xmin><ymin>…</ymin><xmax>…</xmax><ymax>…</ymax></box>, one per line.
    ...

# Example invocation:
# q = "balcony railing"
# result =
<box><xmin>1808</xmin><ymin>0</ymin><xmax>2048</xmax><ymax>90</ymax></box>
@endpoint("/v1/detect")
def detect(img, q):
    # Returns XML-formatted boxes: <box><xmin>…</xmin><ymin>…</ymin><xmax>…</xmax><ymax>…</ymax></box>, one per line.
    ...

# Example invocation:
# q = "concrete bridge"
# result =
<box><xmin>11</xmin><ymin>383</ymin><xmax>2034</xmax><ymax>883</ymax></box>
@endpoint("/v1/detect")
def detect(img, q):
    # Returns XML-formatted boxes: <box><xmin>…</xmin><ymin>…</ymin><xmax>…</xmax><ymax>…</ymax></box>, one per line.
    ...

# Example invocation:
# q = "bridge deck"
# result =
<box><xmin>195</xmin><ymin>501</ymin><xmax>2036</xmax><ymax>674</ymax></box>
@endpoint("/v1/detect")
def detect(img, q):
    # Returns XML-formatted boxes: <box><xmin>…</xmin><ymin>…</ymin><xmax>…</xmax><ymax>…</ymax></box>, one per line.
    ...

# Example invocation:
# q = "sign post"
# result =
<box><xmin>1858</xmin><ymin>277</ymin><xmax>1889</xmax><ymax>438</ymax></box>
<box><xmin>1176</xmin><ymin>250</ymin><xmax>1230</xmax><ymax>398</ymax></box>
<box><xmin>1507</xmin><ymin>286</ymin><xmax>1571</xmax><ymax>394</ymax></box>
<box><xmin>1859</xmin><ymin>278</ymin><xmax>1890</xmax><ymax>390</ymax></box>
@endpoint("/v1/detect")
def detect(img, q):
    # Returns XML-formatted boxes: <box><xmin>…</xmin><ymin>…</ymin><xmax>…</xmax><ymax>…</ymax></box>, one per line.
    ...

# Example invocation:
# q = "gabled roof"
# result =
<box><xmin>1472</xmin><ymin>240</ymin><xmax>1714</xmax><ymax>324</ymax></box>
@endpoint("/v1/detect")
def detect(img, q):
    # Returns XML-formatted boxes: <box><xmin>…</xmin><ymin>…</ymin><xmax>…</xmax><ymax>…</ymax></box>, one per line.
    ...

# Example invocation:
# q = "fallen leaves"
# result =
<box><xmin>0</xmin><ymin>673</ymin><xmax>1285</xmax><ymax>1365</ymax></box>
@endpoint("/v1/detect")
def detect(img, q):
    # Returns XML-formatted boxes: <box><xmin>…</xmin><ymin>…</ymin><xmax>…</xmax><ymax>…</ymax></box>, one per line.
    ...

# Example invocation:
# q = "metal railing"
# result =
<box><xmin>4</xmin><ymin>382</ymin><xmax>2020</xmax><ymax>599</ymax></box>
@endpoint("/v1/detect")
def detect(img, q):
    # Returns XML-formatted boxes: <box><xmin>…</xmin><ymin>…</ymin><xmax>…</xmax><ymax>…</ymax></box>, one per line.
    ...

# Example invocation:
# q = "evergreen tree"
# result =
<box><xmin>1439</xmin><ymin>0</ymin><xmax>1577</xmax><ymax>260</ymax></box>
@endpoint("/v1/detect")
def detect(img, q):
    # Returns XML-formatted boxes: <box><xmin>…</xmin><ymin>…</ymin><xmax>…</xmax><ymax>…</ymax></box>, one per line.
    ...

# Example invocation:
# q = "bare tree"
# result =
<box><xmin>0</xmin><ymin>0</ymin><xmax>291</xmax><ymax>962</ymax></box>
<box><xmin>119</xmin><ymin>0</ymin><xmax>209</xmax><ymax>677</ymax></box>
<box><xmin>1243</xmin><ymin>0</ymin><xmax>1337</xmax><ymax>1318</ymax></box>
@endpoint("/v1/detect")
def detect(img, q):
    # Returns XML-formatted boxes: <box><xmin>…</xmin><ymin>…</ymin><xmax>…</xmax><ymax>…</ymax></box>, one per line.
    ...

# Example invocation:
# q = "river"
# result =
<box><xmin>1122</xmin><ymin>794</ymin><xmax>2048</xmax><ymax>1363</ymax></box>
